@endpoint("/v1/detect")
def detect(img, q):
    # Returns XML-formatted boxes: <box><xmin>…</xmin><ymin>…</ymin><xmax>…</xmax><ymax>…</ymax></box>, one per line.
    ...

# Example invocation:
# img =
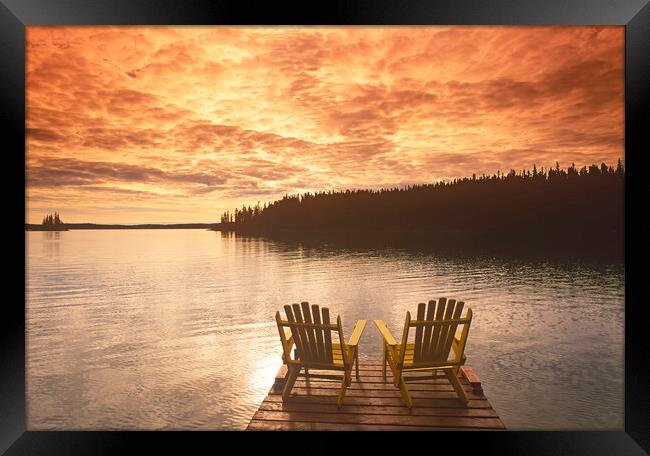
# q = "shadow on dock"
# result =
<box><xmin>247</xmin><ymin>360</ymin><xmax>505</xmax><ymax>431</ymax></box>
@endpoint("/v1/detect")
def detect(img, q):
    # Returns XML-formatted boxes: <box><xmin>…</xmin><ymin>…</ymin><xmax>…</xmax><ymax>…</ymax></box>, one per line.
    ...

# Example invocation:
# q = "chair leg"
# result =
<box><xmin>392</xmin><ymin>364</ymin><xmax>401</xmax><ymax>388</ymax></box>
<box><xmin>444</xmin><ymin>368</ymin><xmax>469</xmax><ymax>406</ymax></box>
<box><xmin>337</xmin><ymin>371</ymin><xmax>351</xmax><ymax>407</ymax></box>
<box><xmin>354</xmin><ymin>348</ymin><xmax>361</xmax><ymax>381</ymax></box>
<box><xmin>398</xmin><ymin>376</ymin><xmax>413</xmax><ymax>408</ymax></box>
<box><xmin>346</xmin><ymin>359</ymin><xmax>353</xmax><ymax>387</ymax></box>
<box><xmin>381</xmin><ymin>342</ymin><xmax>387</xmax><ymax>380</ymax></box>
<box><xmin>282</xmin><ymin>364</ymin><xmax>300</xmax><ymax>401</ymax></box>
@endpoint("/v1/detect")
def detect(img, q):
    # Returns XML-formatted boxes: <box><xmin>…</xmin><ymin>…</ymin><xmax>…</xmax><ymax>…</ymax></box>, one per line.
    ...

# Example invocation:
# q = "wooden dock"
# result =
<box><xmin>247</xmin><ymin>360</ymin><xmax>505</xmax><ymax>431</ymax></box>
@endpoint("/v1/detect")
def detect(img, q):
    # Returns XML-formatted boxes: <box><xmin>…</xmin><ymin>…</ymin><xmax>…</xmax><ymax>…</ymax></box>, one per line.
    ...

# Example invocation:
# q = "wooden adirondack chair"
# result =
<box><xmin>276</xmin><ymin>302</ymin><xmax>367</xmax><ymax>407</ymax></box>
<box><xmin>374</xmin><ymin>297</ymin><xmax>472</xmax><ymax>408</ymax></box>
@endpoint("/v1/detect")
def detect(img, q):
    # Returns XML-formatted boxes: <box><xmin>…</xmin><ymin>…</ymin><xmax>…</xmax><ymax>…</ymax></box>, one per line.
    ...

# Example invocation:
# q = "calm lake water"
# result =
<box><xmin>26</xmin><ymin>229</ymin><xmax>624</xmax><ymax>430</ymax></box>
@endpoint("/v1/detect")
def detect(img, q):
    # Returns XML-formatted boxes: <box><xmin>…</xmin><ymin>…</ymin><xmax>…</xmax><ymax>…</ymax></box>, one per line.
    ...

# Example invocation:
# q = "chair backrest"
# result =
<box><xmin>276</xmin><ymin>302</ymin><xmax>347</xmax><ymax>368</ymax></box>
<box><xmin>400</xmin><ymin>297</ymin><xmax>472</xmax><ymax>365</ymax></box>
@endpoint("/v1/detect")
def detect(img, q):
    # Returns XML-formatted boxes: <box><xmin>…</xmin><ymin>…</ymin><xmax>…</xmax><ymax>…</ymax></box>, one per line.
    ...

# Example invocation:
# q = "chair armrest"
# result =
<box><xmin>373</xmin><ymin>320</ymin><xmax>397</xmax><ymax>346</ymax></box>
<box><xmin>347</xmin><ymin>320</ymin><xmax>367</xmax><ymax>347</ymax></box>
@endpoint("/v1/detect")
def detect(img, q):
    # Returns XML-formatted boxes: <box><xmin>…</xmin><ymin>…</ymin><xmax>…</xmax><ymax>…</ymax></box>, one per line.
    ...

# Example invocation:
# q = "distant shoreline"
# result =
<box><xmin>26</xmin><ymin>223</ymin><xmax>217</xmax><ymax>231</ymax></box>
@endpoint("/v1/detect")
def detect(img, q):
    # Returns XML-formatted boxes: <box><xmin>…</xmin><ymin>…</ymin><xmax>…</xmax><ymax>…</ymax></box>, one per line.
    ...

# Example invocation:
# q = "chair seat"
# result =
<box><xmin>296</xmin><ymin>343</ymin><xmax>350</xmax><ymax>368</ymax></box>
<box><xmin>396</xmin><ymin>343</ymin><xmax>455</xmax><ymax>367</ymax></box>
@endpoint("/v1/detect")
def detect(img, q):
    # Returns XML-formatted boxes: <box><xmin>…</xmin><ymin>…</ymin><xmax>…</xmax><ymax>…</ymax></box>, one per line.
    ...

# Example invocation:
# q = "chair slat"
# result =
<box><xmin>336</xmin><ymin>316</ymin><xmax>347</xmax><ymax>367</ymax></box>
<box><xmin>312</xmin><ymin>304</ymin><xmax>325</xmax><ymax>362</ymax></box>
<box><xmin>276</xmin><ymin>311</ymin><xmax>291</xmax><ymax>362</ymax></box>
<box><xmin>322</xmin><ymin>307</ymin><xmax>333</xmax><ymax>363</ymax></box>
<box><xmin>413</xmin><ymin>302</ymin><xmax>426</xmax><ymax>363</ymax></box>
<box><xmin>421</xmin><ymin>299</ymin><xmax>437</xmax><ymax>361</ymax></box>
<box><xmin>292</xmin><ymin>303</ymin><xmax>312</xmax><ymax>362</ymax></box>
<box><xmin>285</xmin><ymin>304</ymin><xmax>305</xmax><ymax>360</ymax></box>
<box><xmin>434</xmin><ymin>299</ymin><xmax>456</xmax><ymax>359</ymax></box>
<box><xmin>301</xmin><ymin>301</ymin><xmax>319</xmax><ymax>360</ymax></box>
<box><xmin>429</xmin><ymin>298</ymin><xmax>447</xmax><ymax>361</ymax></box>
<box><xmin>399</xmin><ymin>311</ymin><xmax>411</xmax><ymax>365</ymax></box>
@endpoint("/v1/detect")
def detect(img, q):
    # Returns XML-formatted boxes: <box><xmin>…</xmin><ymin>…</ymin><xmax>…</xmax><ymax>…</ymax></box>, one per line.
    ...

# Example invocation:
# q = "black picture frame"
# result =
<box><xmin>2</xmin><ymin>0</ymin><xmax>648</xmax><ymax>454</ymax></box>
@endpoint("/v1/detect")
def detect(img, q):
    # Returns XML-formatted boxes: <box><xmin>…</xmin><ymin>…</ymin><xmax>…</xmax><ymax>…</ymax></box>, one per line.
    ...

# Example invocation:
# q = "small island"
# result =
<box><xmin>26</xmin><ymin>212</ymin><xmax>69</xmax><ymax>231</ymax></box>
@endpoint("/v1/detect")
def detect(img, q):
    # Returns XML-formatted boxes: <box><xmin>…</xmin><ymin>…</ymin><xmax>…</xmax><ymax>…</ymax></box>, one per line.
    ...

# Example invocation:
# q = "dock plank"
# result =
<box><xmin>258</xmin><ymin>400</ymin><xmax>499</xmax><ymax>417</ymax></box>
<box><xmin>263</xmin><ymin>394</ymin><xmax>492</xmax><ymax>409</ymax></box>
<box><xmin>247</xmin><ymin>421</ymin><xmax>492</xmax><ymax>431</ymax></box>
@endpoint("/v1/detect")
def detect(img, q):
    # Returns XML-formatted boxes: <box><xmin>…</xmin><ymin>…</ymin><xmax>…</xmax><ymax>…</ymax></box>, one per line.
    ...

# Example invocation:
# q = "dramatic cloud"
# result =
<box><xmin>26</xmin><ymin>26</ymin><xmax>624</xmax><ymax>223</ymax></box>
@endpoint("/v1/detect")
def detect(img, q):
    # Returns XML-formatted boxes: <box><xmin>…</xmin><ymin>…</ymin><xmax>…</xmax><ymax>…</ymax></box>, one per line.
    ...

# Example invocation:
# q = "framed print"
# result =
<box><xmin>2</xmin><ymin>0</ymin><xmax>649</xmax><ymax>454</ymax></box>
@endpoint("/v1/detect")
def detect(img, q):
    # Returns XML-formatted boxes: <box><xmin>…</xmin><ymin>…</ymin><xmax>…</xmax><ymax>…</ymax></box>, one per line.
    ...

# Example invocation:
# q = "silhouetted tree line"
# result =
<box><xmin>218</xmin><ymin>161</ymin><xmax>624</xmax><ymax>259</ymax></box>
<box><xmin>42</xmin><ymin>212</ymin><xmax>63</xmax><ymax>226</ymax></box>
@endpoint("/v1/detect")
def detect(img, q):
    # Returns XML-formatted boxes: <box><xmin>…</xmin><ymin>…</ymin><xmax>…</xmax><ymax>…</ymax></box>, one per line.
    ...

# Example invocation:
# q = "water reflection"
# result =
<box><xmin>43</xmin><ymin>231</ymin><xmax>61</xmax><ymax>240</ymax></box>
<box><xmin>26</xmin><ymin>229</ymin><xmax>624</xmax><ymax>430</ymax></box>
<box><xmin>41</xmin><ymin>231</ymin><xmax>61</xmax><ymax>257</ymax></box>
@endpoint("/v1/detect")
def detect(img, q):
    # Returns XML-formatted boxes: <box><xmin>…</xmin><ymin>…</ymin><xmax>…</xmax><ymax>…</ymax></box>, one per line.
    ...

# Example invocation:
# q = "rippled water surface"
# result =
<box><xmin>26</xmin><ymin>230</ymin><xmax>624</xmax><ymax>430</ymax></box>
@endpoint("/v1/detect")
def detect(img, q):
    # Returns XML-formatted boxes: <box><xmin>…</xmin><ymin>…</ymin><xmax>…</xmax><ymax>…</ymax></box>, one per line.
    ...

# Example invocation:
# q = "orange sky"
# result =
<box><xmin>26</xmin><ymin>26</ymin><xmax>624</xmax><ymax>224</ymax></box>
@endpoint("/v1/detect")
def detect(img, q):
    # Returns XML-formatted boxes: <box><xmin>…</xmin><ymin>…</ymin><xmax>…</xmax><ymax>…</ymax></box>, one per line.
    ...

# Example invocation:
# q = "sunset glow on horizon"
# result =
<box><xmin>26</xmin><ymin>26</ymin><xmax>624</xmax><ymax>224</ymax></box>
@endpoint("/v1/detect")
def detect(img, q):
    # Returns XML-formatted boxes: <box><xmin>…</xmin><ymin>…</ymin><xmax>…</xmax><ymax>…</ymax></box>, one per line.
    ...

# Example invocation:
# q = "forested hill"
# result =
<box><xmin>217</xmin><ymin>161</ymin><xmax>624</xmax><ymax>260</ymax></box>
